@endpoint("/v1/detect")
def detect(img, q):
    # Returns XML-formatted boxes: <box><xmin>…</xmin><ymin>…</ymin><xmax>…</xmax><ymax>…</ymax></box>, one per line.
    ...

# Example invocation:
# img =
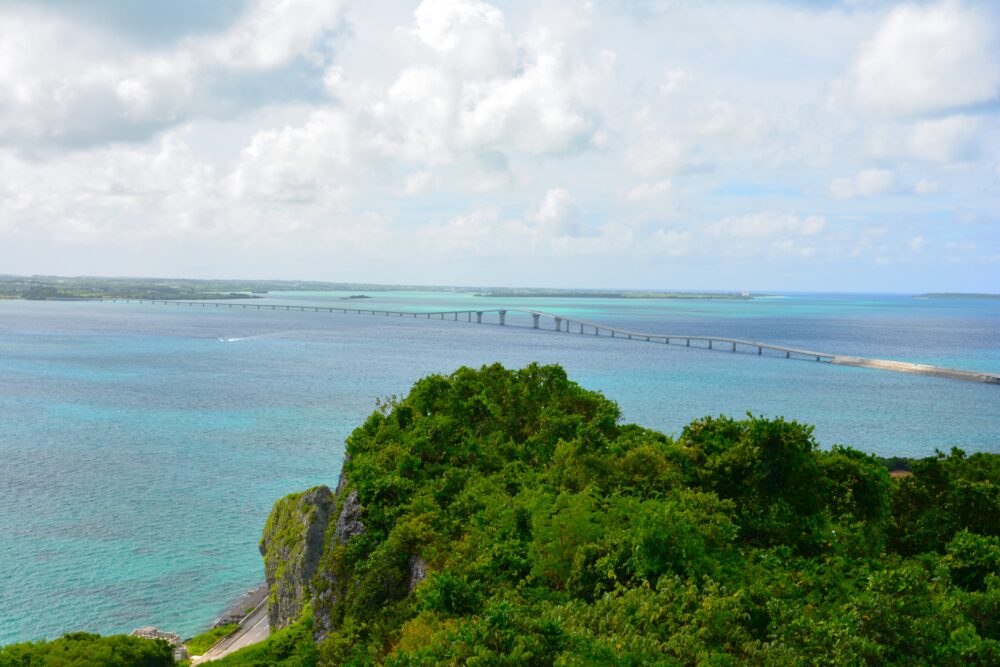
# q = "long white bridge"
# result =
<box><xmin>99</xmin><ymin>299</ymin><xmax>1000</xmax><ymax>385</ymax></box>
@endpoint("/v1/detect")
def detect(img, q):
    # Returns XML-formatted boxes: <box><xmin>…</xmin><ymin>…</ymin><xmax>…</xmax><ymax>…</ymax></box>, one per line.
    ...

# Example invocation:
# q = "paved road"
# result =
<box><xmin>192</xmin><ymin>603</ymin><xmax>269</xmax><ymax>663</ymax></box>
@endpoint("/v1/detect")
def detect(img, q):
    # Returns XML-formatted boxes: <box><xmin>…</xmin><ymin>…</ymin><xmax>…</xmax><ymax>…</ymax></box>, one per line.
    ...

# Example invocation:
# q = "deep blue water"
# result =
<box><xmin>1</xmin><ymin>292</ymin><xmax>998</xmax><ymax>644</ymax></box>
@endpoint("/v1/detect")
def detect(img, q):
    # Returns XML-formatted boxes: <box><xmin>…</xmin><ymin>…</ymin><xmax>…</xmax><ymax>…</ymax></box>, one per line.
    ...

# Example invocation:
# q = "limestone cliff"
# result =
<box><xmin>259</xmin><ymin>485</ymin><xmax>335</xmax><ymax>630</ymax></box>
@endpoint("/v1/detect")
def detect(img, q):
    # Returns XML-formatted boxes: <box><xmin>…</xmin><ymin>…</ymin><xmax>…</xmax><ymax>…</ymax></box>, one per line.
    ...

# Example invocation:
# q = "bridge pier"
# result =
<box><xmin>476</xmin><ymin>311</ymin><xmax>483</xmax><ymax>323</ymax></box>
<box><xmin>732</xmin><ymin>342</ymin><xmax>736</xmax><ymax>352</ymax></box>
<box><xmin>453</xmin><ymin>312</ymin><xmax>458</xmax><ymax>321</ymax></box>
<box><xmin>498</xmin><ymin>310</ymin><xmax>506</xmax><ymax>326</ymax></box>
<box><xmin>686</xmin><ymin>339</ymin><xmax>690</xmax><ymax>346</ymax></box>
<box><xmin>554</xmin><ymin>317</ymin><xmax>562</xmax><ymax>331</ymax></box>
<box><xmin>708</xmin><ymin>340</ymin><xmax>713</xmax><ymax>349</ymax></box>
<box><xmin>532</xmin><ymin>314</ymin><xmax>540</xmax><ymax>329</ymax></box>
<box><xmin>758</xmin><ymin>346</ymin><xmax>762</xmax><ymax>355</ymax></box>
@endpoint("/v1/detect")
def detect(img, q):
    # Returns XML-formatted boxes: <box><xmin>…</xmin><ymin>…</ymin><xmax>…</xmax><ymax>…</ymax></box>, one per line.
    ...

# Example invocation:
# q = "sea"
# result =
<box><xmin>1</xmin><ymin>291</ymin><xmax>998</xmax><ymax>644</ymax></box>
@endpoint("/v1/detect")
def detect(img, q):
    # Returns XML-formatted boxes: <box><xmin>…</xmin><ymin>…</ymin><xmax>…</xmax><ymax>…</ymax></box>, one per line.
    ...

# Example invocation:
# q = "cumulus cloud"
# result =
<box><xmin>847</xmin><ymin>1</ymin><xmax>1000</xmax><ymax>116</ymax></box>
<box><xmin>0</xmin><ymin>0</ymin><xmax>347</xmax><ymax>148</ymax></box>
<box><xmin>2</xmin><ymin>0</ymin><xmax>999</xmax><ymax>288</ymax></box>
<box><xmin>830</xmin><ymin>168</ymin><xmax>896</xmax><ymax>199</ymax></box>
<box><xmin>625</xmin><ymin>181</ymin><xmax>672</xmax><ymax>202</ymax></box>
<box><xmin>908</xmin><ymin>115</ymin><xmax>981</xmax><ymax>162</ymax></box>
<box><xmin>709</xmin><ymin>213</ymin><xmax>827</xmax><ymax>239</ymax></box>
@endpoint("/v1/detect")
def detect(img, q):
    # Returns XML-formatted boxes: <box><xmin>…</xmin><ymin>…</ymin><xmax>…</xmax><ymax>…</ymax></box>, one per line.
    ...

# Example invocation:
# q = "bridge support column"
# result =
<box><xmin>498</xmin><ymin>310</ymin><xmax>506</xmax><ymax>326</ymax></box>
<box><xmin>476</xmin><ymin>311</ymin><xmax>483</xmax><ymax>323</ymax></box>
<box><xmin>708</xmin><ymin>340</ymin><xmax>713</xmax><ymax>349</ymax></box>
<box><xmin>467</xmin><ymin>312</ymin><xmax>471</xmax><ymax>322</ymax></box>
<box><xmin>685</xmin><ymin>338</ymin><xmax>689</xmax><ymax>346</ymax></box>
<box><xmin>454</xmin><ymin>313</ymin><xmax>458</xmax><ymax>321</ymax></box>
<box><xmin>532</xmin><ymin>314</ymin><xmax>540</xmax><ymax>329</ymax></box>
<box><xmin>786</xmin><ymin>351</ymin><xmax>790</xmax><ymax>358</ymax></box>
<box><xmin>732</xmin><ymin>342</ymin><xmax>736</xmax><ymax>352</ymax></box>
<box><xmin>580</xmin><ymin>323</ymin><xmax>584</xmax><ymax>334</ymax></box>
<box><xmin>758</xmin><ymin>346</ymin><xmax>762</xmax><ymax>355</ymax></box>
<box><xmin>554</xmin><ymin>317</ymin><xmax>562</xmax><ymax>331</ymax></box>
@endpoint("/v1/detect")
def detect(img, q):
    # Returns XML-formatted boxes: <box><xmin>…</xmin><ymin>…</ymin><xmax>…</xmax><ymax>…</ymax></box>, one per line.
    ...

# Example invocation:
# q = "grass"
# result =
<box><xmin>184</xmin><ymin>623</ymin><xmax>237</xmax><ymax>656</ymax></box>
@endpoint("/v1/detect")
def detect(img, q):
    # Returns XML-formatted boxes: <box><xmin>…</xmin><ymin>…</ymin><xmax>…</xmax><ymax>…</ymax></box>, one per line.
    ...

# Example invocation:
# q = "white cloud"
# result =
<box><xmin>848</xmin><ymin>1</ymin><xmax>1000</xmax><ymax>116</ymax></box>
<box><xmin>2</xmin><ymin>0</ymin><xmax>999</xmax><ymax>289</ymax></box>
<box><xmin>709</xmin><ymin>213</ymin><xmax>827</xmax><ymax>239</ymax></box>
<box><xmin>227</xmin><ymin>110</ymin><xmax>354</xmax><ymax>204</ymax></box>
<box><xmin>529</xmin><ymin>188</ymin><xmax>583</xmax><ymax>237</ymax></box>
<box><xmin>910</xmin><ymin>235</ymin><xmax>927</xmax><ymax>252</ymax></box>
<box><xmin>830</xmin><ymin>168</ymin><xmax>895</xmax><ymax>199</ymax></box>
<box><xmin>908</xmin><ymin>115</ymin><xmax>980</xmax><ymax>162</ymax></box>
<box><xmin>403</xmin><ymin>170</ymin><xmax>434</xmax><ymax>195</ymax></box>
<box><xmin>625</xmin><ymin>180</ymin><xmax>672</xmax><ymax>202</ymax></box>
<box><xmin>0</xmin><ymin>0</ymin><xmax>347</xmax><ymax>148</ymax></box>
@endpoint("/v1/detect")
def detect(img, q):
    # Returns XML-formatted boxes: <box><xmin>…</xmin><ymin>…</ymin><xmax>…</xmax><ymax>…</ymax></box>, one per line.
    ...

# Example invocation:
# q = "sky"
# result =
<box><xmin>1</xmin><ymin>0</ymin><xmax>998</xmax><ymax>292</ymax></box>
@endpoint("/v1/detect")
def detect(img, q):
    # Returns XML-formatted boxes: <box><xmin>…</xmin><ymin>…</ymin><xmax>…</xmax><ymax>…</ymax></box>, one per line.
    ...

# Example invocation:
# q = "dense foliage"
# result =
<box><xmin>0</xmin><ymin>633</ymin><xmax>173</xmax><ymax>667</ymax></box>
<box><xmin>296</xmin><ymin>363</ymin><xmax>999</xmax><ymax>665</ymax></box>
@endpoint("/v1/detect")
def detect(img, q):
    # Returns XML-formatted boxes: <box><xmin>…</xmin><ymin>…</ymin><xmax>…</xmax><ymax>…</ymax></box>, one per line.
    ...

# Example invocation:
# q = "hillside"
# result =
<box><xmin>243</xmin><ymin>363</ymin><xmax>1000</xmax><ymax>666</ymax></box>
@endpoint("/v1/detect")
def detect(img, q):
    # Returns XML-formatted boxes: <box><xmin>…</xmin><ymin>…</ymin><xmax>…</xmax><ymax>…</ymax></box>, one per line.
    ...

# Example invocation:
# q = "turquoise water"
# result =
<box><xmin>1</xmin><ymin>292</ymin><xmax>998</xmax><ymax>644</ymax></box>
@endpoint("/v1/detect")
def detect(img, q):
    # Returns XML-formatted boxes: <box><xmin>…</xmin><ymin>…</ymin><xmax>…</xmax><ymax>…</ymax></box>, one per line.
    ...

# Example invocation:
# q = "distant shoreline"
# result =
<box><xmin>920</xmin><ymin>292</ymin><xmax>1000</xmax><ymax>300</ymax></box>
<box><xmin>474</xmin><ymin>290</ymin><xmax>752</xmax><ymax>300</ymax></box>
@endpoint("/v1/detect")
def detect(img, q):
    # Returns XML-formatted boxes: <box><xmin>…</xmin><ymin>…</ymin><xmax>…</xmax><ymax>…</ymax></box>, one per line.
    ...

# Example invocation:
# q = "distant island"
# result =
<box><xmin>920</xmin><ymin>292</ymin><xmax>1000</xmax><ymax>300</ymax></box>
<box><xmin>475</xmin><ymin>288</ymin><xmax>752</xmax><ymax>299</ymax></box>
<box><xmin>0</xmin><ymin>274</ymin><xmax>754</xmax><ymax>302</ymax></box>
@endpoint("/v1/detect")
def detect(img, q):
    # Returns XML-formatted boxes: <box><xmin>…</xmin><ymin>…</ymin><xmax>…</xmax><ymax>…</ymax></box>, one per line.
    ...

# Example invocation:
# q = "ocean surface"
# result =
<box><xmin>1</xmin><ymin>291</ymin><xmax>998</xmax><ymax>644</ymax></box>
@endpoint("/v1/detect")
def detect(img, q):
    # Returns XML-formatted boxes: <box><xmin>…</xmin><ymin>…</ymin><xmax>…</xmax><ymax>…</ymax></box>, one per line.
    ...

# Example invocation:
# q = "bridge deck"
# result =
<box><xmin>97</xmin><ymin>299</ymin><xmax>1000</xmax><ymax>385</ymax></box>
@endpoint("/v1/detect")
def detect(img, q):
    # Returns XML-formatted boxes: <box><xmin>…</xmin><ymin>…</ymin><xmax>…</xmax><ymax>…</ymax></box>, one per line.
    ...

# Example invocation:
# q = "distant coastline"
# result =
<box><xmin>474</xmin><ymin>289</ymin><xmax>752</xmax><ymax>299</ymax></box>
<box><xmin>920</xmin><ymin>292</ymin><xmax>1000</xmax><ymax>300</ymax></box>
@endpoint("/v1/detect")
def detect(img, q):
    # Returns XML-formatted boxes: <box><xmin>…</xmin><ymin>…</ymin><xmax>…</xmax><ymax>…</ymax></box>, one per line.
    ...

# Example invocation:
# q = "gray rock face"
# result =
<box><xmin>312</xmin><ymin>486</ymin><xmax>367</xmax><ymax>642</ymax></box>
<box><xmin>334</xmin><ymin>489</ymin><xmax>365</xmax><ymax>545</ymax></box>
<box><xmin>408</xmin><ymin>556</ymin><xmax>429</xmax><ymax>593</ymax></box>
<box><xmin>259</xmin><ymin>485</ymin><xmax>335</xmax><ymax>631</ymax></box>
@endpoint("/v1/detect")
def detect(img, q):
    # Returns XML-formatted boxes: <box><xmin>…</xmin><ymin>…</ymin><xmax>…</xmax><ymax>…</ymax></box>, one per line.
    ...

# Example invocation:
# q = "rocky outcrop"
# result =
<box><xmin>259</xmin><ymin>485</ymin><xmax>335</xmax><ymax>631</ymax></box>
<box><xmin>407</xmin><ymin>556</ymin><xmax>429</xmax><ymax>593</ymax></box>
<box><xmin>334</xmin><ymin>489</ymin><xmax>365</xmax><ymax>545</ymax></box>
<box><xmin>312</xmin><ymin>485</ymin><xmax>367</xmax><ymax>642</ymax></box>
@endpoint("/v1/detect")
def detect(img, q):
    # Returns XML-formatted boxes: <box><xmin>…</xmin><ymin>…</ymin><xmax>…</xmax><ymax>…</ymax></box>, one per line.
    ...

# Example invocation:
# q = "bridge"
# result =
<box><xmin>99</xmin><ymin>299</ymin><xmax>1000</xmax><ymax>385</ymax></box>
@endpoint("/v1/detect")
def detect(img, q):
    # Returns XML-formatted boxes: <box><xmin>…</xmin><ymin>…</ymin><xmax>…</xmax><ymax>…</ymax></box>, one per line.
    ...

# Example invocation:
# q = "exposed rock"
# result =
<box><xmin>334</xmin><ymin>453</ymin><xmax>352</xmax><ymax>497</ymax></box>
<box><xmin>312</xmin><ymin>485</ymin><xmax>368</xmax><ymax>642</ymax></box>
<box><xmin>334</xmin><ymin>489</ymin><xmax>366</xmax><ymax>545</ymax></box>
<box><xmin>407</xmin><ymin>556</ymin><xmax>429</xmax><ymax>593</ymax></box>
<box><xmin>259</xmin><ymin>485</ymin><xmax>335</xmax><ymax>631</ymax></box>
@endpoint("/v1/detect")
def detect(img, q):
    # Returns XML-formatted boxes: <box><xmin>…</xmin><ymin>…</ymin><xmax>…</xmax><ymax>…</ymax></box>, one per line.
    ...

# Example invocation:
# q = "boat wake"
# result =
<box><xmin>216</xmin><ymin>330</ymin><xmax>343</xmax><ymax>343</ymax></box>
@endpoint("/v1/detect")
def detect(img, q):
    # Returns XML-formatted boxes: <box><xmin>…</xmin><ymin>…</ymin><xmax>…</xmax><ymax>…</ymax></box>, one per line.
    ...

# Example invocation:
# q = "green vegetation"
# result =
<box><xmin>302</xmin><ymin>363</ymin><xmax>999</xmax><ymax>665</ymax></box>
<box><xmin>0</xmin><ymin>633</ymin><xmax>173</xmax><ymax>667</ymax></box>
<box><xmin>0</xmin><ymin>275</ymin><xmax>259</xmax><ymax>301</ymax></box>
<box><xmin>183</xmin><ymin>624</ymin><xmax>236</xmax><ymax>657</ymax></box>
<box><xmin>209</xmin><ymin>614</ymin><xmax>318</xmax><ymax>667</ymax></box>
